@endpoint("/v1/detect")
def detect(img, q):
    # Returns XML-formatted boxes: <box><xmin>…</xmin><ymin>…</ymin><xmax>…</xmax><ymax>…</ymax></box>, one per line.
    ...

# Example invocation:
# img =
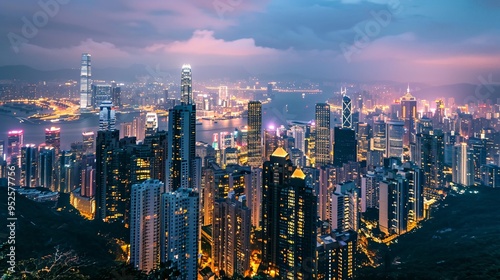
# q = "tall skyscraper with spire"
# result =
<box><xmin>342</xmin><ymin>88</ymin><xmax>352</xmax><ymax>129</ymax></box>
<box><xmin>401</xmin><ymin>85</ymin><xmax>417</xmax><ymax>146</ymax></box>
<box><xmin>79</xmin><ymin>53</ymin><xmax>92</xmax><ymax>110</ymax></box>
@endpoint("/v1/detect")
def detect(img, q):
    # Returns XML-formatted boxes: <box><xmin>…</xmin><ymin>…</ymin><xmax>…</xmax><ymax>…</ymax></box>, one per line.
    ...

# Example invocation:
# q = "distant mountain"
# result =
<box><xmin>0</xmin><ymin>64</ymin><xmax>252</xmax><ymax>83</ymax></box>
<box><xmin>412</xmin><ymin>83</ymin><xmax>500</xmax><ymax>104</ymax></box>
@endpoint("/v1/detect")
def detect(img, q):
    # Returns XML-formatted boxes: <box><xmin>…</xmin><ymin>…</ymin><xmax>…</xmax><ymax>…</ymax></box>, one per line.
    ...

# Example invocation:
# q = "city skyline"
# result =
<box><xmin>1</xmin><ymin>2</ymin><xmax>500</xmax><ymax>279</ymax></box>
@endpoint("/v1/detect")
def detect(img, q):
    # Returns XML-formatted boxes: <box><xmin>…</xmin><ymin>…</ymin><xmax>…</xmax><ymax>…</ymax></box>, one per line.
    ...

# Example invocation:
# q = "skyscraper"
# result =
<box><xmin>385</xmin><ymin>120</ymin><xmax>405</xmax><ymax>158</ymax></box>
<box><xmin>145</xmin><ymin>112</ymin><xmax>158</xmax><ymax>137</ymax></box>
<box><xmin>38</xmin><ymin>146</ymin><xmax>56</xmax><ymax>191</ymax></box>
<box><xmin>99</xmin><ymin>101</ymin><xmax>116</xmax><ymax>131</ymax></box>
<box><xmin>452</xmin><ymin>143</ymin><xmax>474</xmax><ymax>186</ymax></box>
<box><xmin>330</xmin><ymin>181</ymin><xmax>359</xmax><ymax>232</ymax></box>
<box><xmin>315</xmin><ymin>103</ymin><xmax>331</xmax><ymax>166</ymax></box>
<box><xmin>166</xmin><ymin>105</ymin><xmax>196</xmax><ymax>191</ymax></box>
<box><xmin>371</xmin><ymin>120</ymin><xmax>386</xmax><ymax>152</ymax></box>
<box><xmin>181</xmin><ymin>64</ymin><xmax>192</xmax><ymax>105</ymax></box>
<box><xmin>166</xmin><ymin>65</ymin><xmax>197</xmax><ymax>192</ymax></box>
<box><xmin>7</xmin><ymin>130</ymin><xmax>23</xmax><ymax>166</ymax></box>
<box><xmin>357</xmin><ymin>122</ymin><xmax>371</xmax><ymax>162</ymax></box>
<box><xmin>400</xmin><ymin>86</ymin><xmax>417</xmax><ymax>146</ymax></box>
<box><xmin>45</xmin><ymin>127</ymin><xmax>61</xmax><ymax>155</ymax></box>
<box><xmin>333</xmin><ymin>127</ymin><xmax>357</xmax><ymax>167</ymax></box>
<box><xmin>82</xmin><ymin>131</ymin><xmax>95</xmax><ymax>154</ymax></box>
<box><xmin>130</xmin><ymin>179</ymin><xmax>164</xmax><ymax>272</ymax></box>
<box><xmin>416</xmin><ymin>130</ymin><xmax>444</xmax><ymax>199</ymax></box>
<box><xmin>95</xmin><ymin>103</ymin><xmax>120</xmax><ymax>221</ymax></box>
<box><xmin>261</xmin><ymin>147</ymin><xmax>317</xmax><ymax>279</ymax></box>
<box><xmin>212</xmin><ymin>194</ymin><xmax>251</xmax><ymax>277</ymax></box>
<box><xmin>263</xmin><ymin>128</ymin><xmax>279</xmax><ymax>161</ymax></box>
<box><xmin>433</xmin><ymin>99</ymin><xmax>445</xmax><ymax>128</ymax></box>
<box><xmin>379</xmin><ymin>163</ymin><xmax>423</xmax><ymax>235</ymax></box>
<box><xmin>79</xmin><ymin>53</ymin><xmax>92</xmax><ymax>109</ymax></box>
<box><xmin>161</xmin><ymin>188</ymin><xmax>199</xmax><ymax>280</ymax></box>
<box><xmin>20</xmin><ymin>144</ymin><xmax>37</xmax><ymax>188</ymax></box>
<box><xmin>91</xmin><ymin>84</ymin><xmax>112</xmax><ymax>109</ymax></box>
<box><xmin>247</xmin><ymin>101</ymin><xmax>262</xmax><ymax>168</ymax></box>
<box><xmin>342</xmin><ymin>93</ymin><xmax>352</xmax><ymax>129</ymax></box>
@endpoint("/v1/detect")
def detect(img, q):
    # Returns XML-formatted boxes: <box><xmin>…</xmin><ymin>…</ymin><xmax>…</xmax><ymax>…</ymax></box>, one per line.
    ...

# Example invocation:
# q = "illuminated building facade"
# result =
<box><xmin>379</xmin><ymin>163</ymin><xmax>423</xmax><ymax>235</ymax></box>
<box><xmin>166</xmin><ymin>65</ymin><xmax>197</xmax><ymax>192</ymax></box>
<box><xmin>416</xmin><ymin>129</ymin><xmax>445</xmax><ymax>199</ymax></box>
<box><xmin>330</xmin><ymin>181</ymin><xmax>358</xmax><ymax>232</ymax></box>
<box><xmin>181</xmin><ymin>64</ymin><xmax>192</xmax><ymax>105</ymax></box>
<box><xmin>342</xmin><ymin>94</ymin><xmax>352</xmax><ymax>129</ymax></box>
<box><xmin>452</xmin><ymin>143</ymin><xmax>474</xmax><ymax>186</ymax></box>
<box><xmin>92</xmin><ymin>84</ymin><xmax>112</xmax><ymax>109</ymax></box>
<box><xmin>79</xmin><ymin>53</ymin><xmax>92</xmax><ymax>109</ymax></box>
<box><xmin>385</xmin><ymin>120</ymin><xmax>404</xmax><ymax>158</ymax></box>
<box><xmin>247</xmin><ymin>101</ymin><xmax>262</xmax><ymax>168</ymax></box>
<box><xmin>7</xmin><ymin>130</ymin><xmax>23</xmax><ymax>165</ymax></box>
<box><xmin>45</xmin><ymin>127</ymin><xmax>61</xmax><ymax>155</ymax></box>
<box><xmin>212</xmin><ymin>194</ymin><xmax>251</xmax><ymax>277</ymax></box>
<box><xmin>20</xmin><ymin>144</ymin><xmax>37</xmax><ymax>188</ymax></box>
<box><xmin>38</xmin><ymin>146</ymin><xmax>56</xmax><ymax>191</ymax></box>
<box><xmin>99</xmin><ymin>101</ymin><xmax>116</xmax><ymax>131</ymax></box>
<box><xmin>400</xmin><ymin>86</ymin><xmax>417</xmax><ymax>146</ymax></box>
<box><xmin>145</xmin><ymin>112</ymin><xmax>158</xmax><ymax>137</ymax></box>
<box><xmin>130</xmin><ymin>179</ymin><xmax>164</xmax><ymax>272</ymax></box>
<box><xmin>261</xmin><ymin>147</ymin><xmax>317</xmax><ymax>279</ymax></box>
<box><xmin>315</xmin><ymin>103</ymin><xmax>331</xmax><ymax>166</ymax></box>
<box><xmin>161</xmin><ymin>188</ymin><xmax>199</xmax><ymax>280</ymax></box>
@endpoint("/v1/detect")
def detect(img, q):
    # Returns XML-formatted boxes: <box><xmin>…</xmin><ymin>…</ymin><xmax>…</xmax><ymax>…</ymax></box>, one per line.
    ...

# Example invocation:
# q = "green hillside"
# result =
<box><xmin>358</xmin><ymin>187</ymin><xmax>500</xmax><ymax>280</ymax></box>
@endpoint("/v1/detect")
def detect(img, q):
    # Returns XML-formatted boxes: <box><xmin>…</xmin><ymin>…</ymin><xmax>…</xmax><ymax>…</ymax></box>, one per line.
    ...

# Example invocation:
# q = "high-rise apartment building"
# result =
<box><xmin>130</xmin><ymin>179</ymin><xmax>164</xmax><ymax>272</ymax></box>
<box><xmin>330</xmin><ymin>181</ymin><xmax>359</xmax><ymax>232</ymax></box>
<box><xmin>166</xmin><ymin>104</ymin><xmax>196</xmax><ymax>191</ymax></box>
<box><xmin>38</xmin><ymin>146</ymin><xmax>56</xmax><ymax>191</ymax></box>
<box><xmin>7</xmin><ymin>130</ymin><xmax>23</xmax><ymax>165</ymax></box>
<box><xmin>212</xmin><ymin>194</ymin><xmax>251</xmax><ymax>277</ymax></box>
<box><xmin>145</xmin><ymin>112</ymin><xmax>158</xmax><ymax>137</ymax></box>
<box><xmin>161</xmin><ymin>188</ymin><xmax>199</xmax><ymax>280</ymax></box>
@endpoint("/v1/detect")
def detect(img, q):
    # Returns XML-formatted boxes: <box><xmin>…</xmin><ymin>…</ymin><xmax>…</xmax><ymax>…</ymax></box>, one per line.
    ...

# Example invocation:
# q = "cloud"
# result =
<box><xmin>1</xmin><ymin>0</ymin><xmax>500</xmax><ymax>84</ymax></box>
<box><xmin>146</xmin><ymin>30</ymin><xmax>277</xmax><ymax>56</ymax></box>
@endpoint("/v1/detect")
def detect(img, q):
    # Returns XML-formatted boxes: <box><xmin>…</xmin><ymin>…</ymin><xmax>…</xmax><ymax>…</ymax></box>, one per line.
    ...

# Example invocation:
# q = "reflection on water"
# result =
<box><xmin>0</xmin><ymin>92</ymin><xmax>329</xmax><ymax>150</ymax></box>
